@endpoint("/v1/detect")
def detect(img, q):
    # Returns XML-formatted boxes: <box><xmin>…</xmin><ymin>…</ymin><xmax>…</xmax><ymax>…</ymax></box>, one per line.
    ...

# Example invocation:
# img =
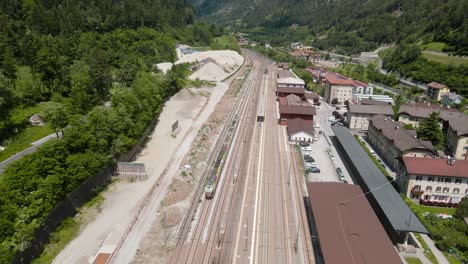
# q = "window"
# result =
<box><xmin>428</xmin><ymin>177</ymin><xmax>434</xmax><ymax>182</ymax></box>
<box><xmin>465</xmin><ymin>189</ymin><xmax>468</xmax><ymax>194</ymax></box>
<box><xmin>438</xmin><ymin>177</ymin><xmax>443</xmax><ymax>183</ymax></box>
<box><xmin>426</xmin><ymin>186</ymin><xmax>432</xmax><ymax>192</ymax></box>
<box><xmin>455</xmin><ymin>179</ymin><xmax>462</xmax><ymax>184</ymax></box>
<box><xmin>436</xmin><ymin>187</ymin><xmax>442</xmax><ymax>193</ymax></box>
<box><xmin>416</xmin><ymin>176</ymin><xmax>422</xmax><ymax>181</ymax></box>
<box><xmin>444</xmin><ymin>178</ymin><xmax>452</xmax><ymax>183</ymax></box>
<box><xmin>443</xmin><ymin>187</ymin><xmax>450</xmax><ymax>193</ymax></box>
<box><xmin>453</xmin><ymin>188</ymin><xmax>460</xmax><ymax>194</ymax></box>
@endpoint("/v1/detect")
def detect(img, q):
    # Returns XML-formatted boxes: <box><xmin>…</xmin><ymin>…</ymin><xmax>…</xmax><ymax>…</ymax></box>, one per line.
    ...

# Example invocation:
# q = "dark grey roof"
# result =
<box><xmin>349</xmin><ymin>104</ymin><xmax>393</xmax><ymax>115</ymax></box>
<box><xmin>360</xmin><ymin>98</ymin><xmax>390</xmax><ymax>106</ymax></box>
<box><xmin>332</xmin><ymin>126</ymin><xmax>429</xmax><ymax>234</ymax></box>
<box><xmin>369</xmin><ymin>115</ymin><xmax>435</xmax><ymax>153</ymax></box>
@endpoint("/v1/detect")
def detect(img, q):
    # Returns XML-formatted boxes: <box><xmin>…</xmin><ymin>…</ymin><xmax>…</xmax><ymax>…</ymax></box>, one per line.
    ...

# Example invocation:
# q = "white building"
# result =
<box><xmin>402</xmin><ymin>157</ymin><xmax>468</xmax><ymax>206</ymax></box>
<box><xmin>352</xmin><ymin>94</ymin><xmax>394</xmax><ymax>104</ymax></box>
<box><xmin>286</xmin><ymin>118</ymin><xmax>315</xmax><ymax>142</ymax></box>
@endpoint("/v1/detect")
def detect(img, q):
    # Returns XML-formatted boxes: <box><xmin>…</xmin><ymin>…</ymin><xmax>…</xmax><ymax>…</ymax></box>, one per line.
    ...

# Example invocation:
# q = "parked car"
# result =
<box><xmin>359</xmin><ymin>136</ymin><xmax>365</xmax><ymax>142</ymax></box>
<box><xmin>328</xmin><ymin>116</ymin><xmax>336</xmax><ymax>122</ymax></box>
<box><xmin>313</xmin><ymin>135</ymin><xmax>318</xmax><ymax>140</ymax></box>
<box><xmin>307</xmin><ymin>162</ymin><xmax>318</xmax><ymax>168</ymax></box>
<box><xmin>369</xmin><ymin>149</ymin><xmax>376</xmax><ymax>156</ymax></box>
<box><xmin>305</xmin><ymin>157</ymin><xmax>315</xmax><ymax>162</ymax></box>
<box><xmin>336</xmin><ymin>167</ymin><xmax>345</xmax><ymax>180</ymax></box>
<box><xmin>299</xmin><ymin>142</ymin><xmax>310</xmax><ymax>147</ymax></box>
<box><xmin>313</xmin><ymin>123</ymin><xmax>320</xmax><ymax>128</ymax></box>
<box><xmin>309</xmin><ymin>167</ymin><xmax>321</xmax><ymax>173</ymax></box>
<box><xmin>302</xmin><ymin>146</ymin><xmax>312</xmax><ymax>152</ymax></box>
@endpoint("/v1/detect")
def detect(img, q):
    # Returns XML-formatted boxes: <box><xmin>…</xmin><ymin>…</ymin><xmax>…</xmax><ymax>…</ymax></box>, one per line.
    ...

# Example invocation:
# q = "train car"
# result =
<box><xmin>204</xmin><ymin>116</ymin><xmax>238</xmax><ymax>199</ymax></box>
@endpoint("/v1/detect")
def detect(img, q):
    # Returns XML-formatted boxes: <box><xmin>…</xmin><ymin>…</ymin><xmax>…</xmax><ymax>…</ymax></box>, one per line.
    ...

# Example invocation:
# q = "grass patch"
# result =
<box><xmin>294</xmin><ymin>145</ymin><xmax>305</xmax><ymax>176</ymax></box>
<box><xmin>422</xmin><ymin>42</ymin><xmax>447</xmax><ymax>52</ymax></box>
<box><xmin>419</xmin><ymin>205</ymin><xmax>456</xmax><ymax>216</ymax></box>
<box><xmin>444</xmin><ymin>253</ymin><xmax>462</xmax><ymax>264</ymax></box>
<box><xmin>405</xmin><ymin>257</ymin><xmax>423</xmax><ymax>264</ymax></box>
<box><xmin>403</xmin><ymin>196</ymin><xmax>456</xmax><ymax>216</ymax></box>
<box><xmin>422</xmin><ymin>51</ymin><xmax>468</xmax><ymax>66</ymax></box>
<box><xmin>32</xmin><ymin>193</ymin><xmax>105</xmax><ymax>264</ymax></box>
<box><xmin>353</xmin><ymin>135</ymin><xmax>395</xmax><ymax>184</ymax></box>
<box><xmin>414</xmin><ymin>233</ymin><xmax>439</xmax><ymax>264</ymax></box>
<box><xmin>0</xmin><ymin>126</ymin><xmax>54</xmax><ymax>162</ymax></box>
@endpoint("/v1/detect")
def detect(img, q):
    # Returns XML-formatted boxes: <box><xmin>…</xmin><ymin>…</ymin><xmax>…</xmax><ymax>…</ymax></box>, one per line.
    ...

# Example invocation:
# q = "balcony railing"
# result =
<box><xmin>411</xmin><ymin>187</ymin><xmax>424</xmax><ymax>195</ymax></box>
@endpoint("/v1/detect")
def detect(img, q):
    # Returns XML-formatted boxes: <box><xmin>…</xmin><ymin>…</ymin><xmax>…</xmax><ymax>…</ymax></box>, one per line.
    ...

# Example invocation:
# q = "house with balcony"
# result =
<box><xmin>402</xmin><ymin>157</ymin><xmax>468</xmax><ymax>206</ymax></box>
<box><xmin>427</xmin><ymin>82</ymin><xmax>450</xmax><ymax>101</ymax></box>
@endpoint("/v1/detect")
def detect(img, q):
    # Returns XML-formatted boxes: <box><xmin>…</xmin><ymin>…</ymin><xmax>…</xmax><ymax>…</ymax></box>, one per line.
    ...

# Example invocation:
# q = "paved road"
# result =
<box><xmin>0</xmin><ymin>132</ymin><xmax>61</xmax><ymax>174</ymax></box>
<box><xmin>305</xmin><ymin>102</ymin><xmax>353</xmax><ymax>184</ymax></box>
<box><xmin>420</xmin><ymin>234</ymin><xmax>450</xmax><ymax>264</ymax></box>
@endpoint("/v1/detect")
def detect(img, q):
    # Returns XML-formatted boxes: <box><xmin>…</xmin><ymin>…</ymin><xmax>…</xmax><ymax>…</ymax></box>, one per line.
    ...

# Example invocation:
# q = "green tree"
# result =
<box><xmin>392</xmin><ymin>95</ymin><xmax>405</xmax><ymax>121</ymax></box>
<box><xmin>416</xmin><ymin>112</ymin><xmax>444</xmax><ymax>150</ymax></box>
<box><xmin>455</xmin><ymin>198</ymin><xmax>468</xmax><ymax>219</ymax></box>
<box><xmin>40</xmin><ymin>102</ymin><xmax>69</xmax><ymax>137</ymax></box>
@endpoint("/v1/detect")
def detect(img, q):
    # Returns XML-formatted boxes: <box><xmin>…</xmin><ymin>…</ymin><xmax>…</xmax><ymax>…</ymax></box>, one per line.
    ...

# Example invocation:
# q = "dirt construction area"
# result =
<box><xmin>53</xmin><ymin>50</ymin><xmax>248</xmax><ymax>264</ymax></box>
<box><xmin>131</xmin><ymin>65</ymin><xmax>250</xmax><ymax>264</ymax></box>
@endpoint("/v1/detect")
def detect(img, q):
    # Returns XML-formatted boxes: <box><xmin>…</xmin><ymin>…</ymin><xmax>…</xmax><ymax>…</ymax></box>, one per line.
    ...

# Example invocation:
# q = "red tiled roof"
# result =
<box><xmin>325</xmin><ymin>74</ymin><xmax>354</xmax><ymax>85</ymax></box>
<box><xmin>427</xmin><ymin>82</ymin><xmax>447</xmax><ymax>89</ymax></box>
<box><xmin>307</xmin><ymin>183</ymin><xmax>403</xmax><ymax>264</ymax></box>
<box><xmin>286</xmin><ymin>118</ymin><xmax>314</xmax><ymax>136</ymax></box>
<box><xmin>403</xmin><ymin>157</ymin><xmax>468</xmax><ymax>178</ymax></box>
<box><xmin>353</xmin><ymin>80</ymin><xmax>369</xmax><ymax>87</ymax></box>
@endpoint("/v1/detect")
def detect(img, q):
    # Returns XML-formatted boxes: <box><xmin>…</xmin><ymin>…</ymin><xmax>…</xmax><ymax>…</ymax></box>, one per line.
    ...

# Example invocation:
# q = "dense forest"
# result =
<box><xmin>193</xmin><ymin>0</ymin><xmax>468</xmax><ymax>56</ymax></box>
<box><xmin>0</xmin><ymin>0</ymin><xmax>224</xmax><ymax>262</ymax></box>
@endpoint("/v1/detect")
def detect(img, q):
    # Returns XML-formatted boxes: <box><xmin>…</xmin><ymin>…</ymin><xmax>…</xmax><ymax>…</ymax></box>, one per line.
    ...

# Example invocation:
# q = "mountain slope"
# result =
<box><xmin>192</xmin><ymin>0</ymin><xmax>468</xmax><ymax>55</ymax></box>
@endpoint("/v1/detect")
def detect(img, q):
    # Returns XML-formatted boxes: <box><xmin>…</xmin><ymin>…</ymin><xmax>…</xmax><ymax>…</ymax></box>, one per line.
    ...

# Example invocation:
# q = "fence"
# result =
<box><xmin>13</xmin><ymin>164</ymin><xmax>114</xmax><ymax>264</ymax></box>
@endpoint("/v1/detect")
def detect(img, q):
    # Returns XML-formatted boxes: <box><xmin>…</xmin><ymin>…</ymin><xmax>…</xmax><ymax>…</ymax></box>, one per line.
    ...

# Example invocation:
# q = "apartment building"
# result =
<box><xmin>347</xmin><ymin>104</ymin><xmax>393</xmax><ymax>130</ymax></box>
<box><xmin>323</xmin><ymin>74</ymin><xmax>355</xmax><ymax>105</ymax></box>
<box><xmin>402</xmin><ymin>157</ymin><xmax>468</xmax><ymax>206</ymax></box>
<box><xmin>367</xmin><ymin>115</ymin><xmax>436</xmax><ymax>173</ymax></box>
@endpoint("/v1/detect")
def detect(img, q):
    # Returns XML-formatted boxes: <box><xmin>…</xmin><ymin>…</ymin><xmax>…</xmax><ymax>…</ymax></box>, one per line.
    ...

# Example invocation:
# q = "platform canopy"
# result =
<box><xmin>332</xmin><ymin>126</ymin><xmax>429</xmax><ymax>234</ymax></box>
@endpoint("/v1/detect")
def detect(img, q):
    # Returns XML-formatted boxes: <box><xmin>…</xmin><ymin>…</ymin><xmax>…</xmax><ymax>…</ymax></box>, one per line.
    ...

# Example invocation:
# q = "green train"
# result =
<box><xmin>205</xmin><ymin>115</ymin><xmax>238</xmax><ymax>199</ymax></box>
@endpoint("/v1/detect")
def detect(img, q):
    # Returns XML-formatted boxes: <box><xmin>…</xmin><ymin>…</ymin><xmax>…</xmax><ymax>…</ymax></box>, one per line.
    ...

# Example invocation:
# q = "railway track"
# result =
<box><xmin>169</xmin><ymin>55</ymin><xmax>264</xmax><ymax>264</ymax></box>
<box><xmin>288</xmin><ymin>140</ymin><xmax>315</xmax><ymax>264</ymax></box>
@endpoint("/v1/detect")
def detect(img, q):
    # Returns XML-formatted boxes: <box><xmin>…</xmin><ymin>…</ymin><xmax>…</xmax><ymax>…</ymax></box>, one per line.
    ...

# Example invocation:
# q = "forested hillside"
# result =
<box><xmin>193</xmin><ymin>0</ymin><xmax>468</xmax><ymax>55</ymax></box>
<box><xmin>0</xmin><ymin>0</ymin><xmax>223</xmax><ymax>262</ymax></box>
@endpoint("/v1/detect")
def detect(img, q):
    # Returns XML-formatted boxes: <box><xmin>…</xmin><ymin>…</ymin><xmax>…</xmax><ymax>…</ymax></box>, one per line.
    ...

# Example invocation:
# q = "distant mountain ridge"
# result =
<box><xmin>192</xmin><ymin>0</ymin><xmax>468</xmax><ymax>55</ymax></box>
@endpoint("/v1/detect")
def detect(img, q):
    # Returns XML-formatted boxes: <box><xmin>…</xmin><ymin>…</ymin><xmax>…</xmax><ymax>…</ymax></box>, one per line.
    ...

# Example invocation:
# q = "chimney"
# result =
<box><xmin>447</xmin><ymin>156</ymin><xmax>455</xmax><ymax>166</ymax></box>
